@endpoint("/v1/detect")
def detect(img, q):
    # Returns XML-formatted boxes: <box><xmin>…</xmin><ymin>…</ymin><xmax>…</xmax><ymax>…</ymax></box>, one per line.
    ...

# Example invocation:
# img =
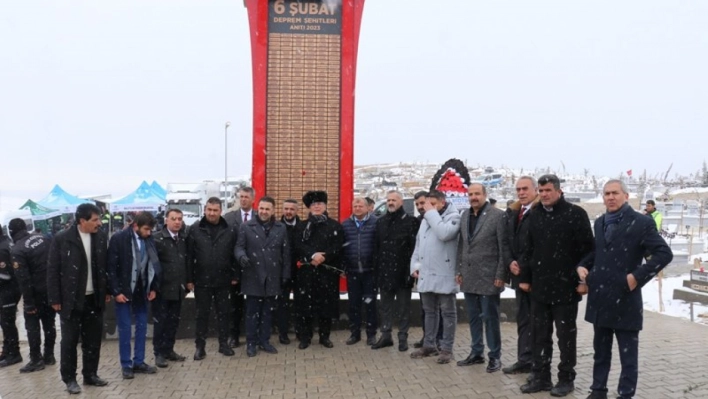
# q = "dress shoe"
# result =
<box><xmin>279</xmin><ymin>334</ymin><xmax>291</xmax><ymax>345</ymax></box>
<box><xmin>0</xmin><ymin>353</ymin><xmax>22</xmax><ymax>368</ymax></box>
<box><xmin>20</xmin><ymin>358</ymin><xmax>45</xmax><ymax>373</ymax></box>
<box><xmin>520</xmin><ymin>379</ymin><xmax>553</xmax><ymax>394</ymax></box>
<box><xmin>66</xmin><ymin>380</ymin><xmax>82</xmax><ymax>394</ymax></box>
<box><xmin>122</xmin><ymin>367</ymin><xmax>135</xmax><ymax>379</ymax></box>
<box><xmin>133</xmin><ymin>362</ymin><xmax>157</xmax><ymax>374</ymax></box>
<box><xmin>194</xmin><ymin>347</ymin><xmax>206</xmax><ymax>361</ymax></box>
<box><xmin>410</xmin><ymin>347</ymin><xmax>439</xmax><ymax>359</ymax></box>
<box><xmin>298</xmin><ymin>340</ymin><xmax>310</xmax><ymax>349</ymax></box>
<box><xmin>43</xmin><ymin>353</ymin><xmax>56</xmax><ymax>365</ymax></box>
<box><xmin>259</xmin><ymin>343</ymin><xmax>278</xmax><ymax>354</ymax></box>
<box><xmin>398</xmin><ymin>340</ymin><xmax>409</xmax><ymax>352</ymax></box>
<box><xmin>319</xmin><ymin>338</ymin><xmax>334</xmax><ymax>348</ymax></box>
<box><xmin>155</xmin><ymin>354</ymin><xmax>168</xmax><ymax>368</ymax></box>
<box><xmin>486</xmin><ymin>358</ymin><xmax>502</xmax><ymax>373</ymax></box>
<box><xmin>218</xmin><ymin>344</ymin><xmax>235</xmax><ymax>356</ymax></box>
<box><xmin>346</xmin><ymin>335</ymin><xmax>361</xmax><ymax>345</ymax></box>
<box><xmin>586</xmin><ymin>391</ymin><xmax>608</xmax><ymax>399</ymax></box>
<box><xmin>456</xmin><ymin>353</ymin><xmax>485</xmax><ymax>366</ymax></box>
<box><xmin>84</xmin><ymin>374</ymin><xmax>109</xmax><ymax>386</ymax></box>
<box><xmin>550</xmin><ymin>381</ymin><xmax>575</xmax><ymax>397</ymax></box>
<box><xmin>412</xmin><ymin>338</ymin><xmax>424</xmax><ymax>349</ymax></box>
<box><xmin>228</xmin><ymin>337</ymin><xmax>241</xmax><ymax>348</ymax></box>
<box><xmin>502</xmin><ymin>361</ymin><xmax>532</xmax><ymax>374</ymax></box>
<box><xmin>436</xmin><ymin>350</ymin><xmax>453</xmax><ymax>364</ymax></box>
<box><xmin>246</xmin><ymin>344</ymin><xmax>257</xmax><ymax>357</ymax></box>
<box><xmin>371</xmin><ymin>337</ymin><xmax>393</xmax><ymax>350</ymax></box>
<box><xmin>366</xmin><ymin>336</ymin><xmax>377</xmax><ymax>346</ymax></box>
<box><xmin>165</xmin><ymin>351</ymin><xmax>186</xmax><ymax>362</ymax></box>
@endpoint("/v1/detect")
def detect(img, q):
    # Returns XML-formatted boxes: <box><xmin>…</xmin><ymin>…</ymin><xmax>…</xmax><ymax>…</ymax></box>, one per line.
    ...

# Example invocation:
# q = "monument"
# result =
<box><xmin>244</xmin><ymin>0</ymin><xmax>366</xmax><ymax>220</ymax></box>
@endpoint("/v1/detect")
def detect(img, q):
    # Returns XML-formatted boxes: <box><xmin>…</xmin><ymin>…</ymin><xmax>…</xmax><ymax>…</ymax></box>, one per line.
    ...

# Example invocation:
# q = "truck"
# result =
<box><xmin>165</xmin><ymin>181</ymin><xmax>221</xmax><ymax>226</ymax></box>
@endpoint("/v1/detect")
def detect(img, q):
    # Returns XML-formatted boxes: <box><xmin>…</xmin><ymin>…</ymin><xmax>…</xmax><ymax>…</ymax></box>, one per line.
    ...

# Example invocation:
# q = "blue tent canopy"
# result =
<box><xmin>36</xmin><ymin>185</ymin><xmax>94</xmax><ymax>214</ymax></box>
<box><xmin>150</xmin><ymin>181</ymin><xmax>167</xmax><ymax>200</ymax></box>
<box><xmin>110</xmin><ymin>181</ymin><xmax>166</xmax><ymax>212</ymax></box>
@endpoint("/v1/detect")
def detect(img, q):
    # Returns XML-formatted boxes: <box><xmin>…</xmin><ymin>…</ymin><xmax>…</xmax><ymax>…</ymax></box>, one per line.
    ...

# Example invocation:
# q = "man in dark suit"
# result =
<box><xmin>223</xmin><ymin>186</ymin><xmax>256</xmax><ymax>347</ymax></box>
<box><xmin>186</xmin><ymin>197</ymin><xmax>239</xmax><ymax>360</ymax></box>
<box><xmin>577</xmin><ymin>180</ymin><xmax>672</xmax><ymax>399</ymax></box>
<box><xmin>47</xmin><ymin>203</ymin><xmax>110</xmax><ymax>394</ymax></box>
<box><xmin>519</xmin><ymin>174</ymin><xmax>594</xmax><ymax>397</ymax></box>
<box><xmin>502</xmin><ymin>176</ymin><xmax>539</xmax><ymax>376</ymax></box>
<box><xmin>455</xmin><ymin>183</ymin><xmax>509</xmax><ymax>373</ymax></box>
<box><xmin>278</xmin><ymin>198</ymin><xmax>301</xmax><ymax>344</ymax></box>
<box><xmin>152</xmin><ymin>208</ymin><xmax>189</xmax><ymax>367</ymax></box>
<box><xmin>107</xmin><ymin>212</ymin><xmax>160</xmax><ymax>379</ymax></box>
<box><xmin>235</xmin><ymin>196</ymin><xmax>290</xmax><ymax>357</ymax></box>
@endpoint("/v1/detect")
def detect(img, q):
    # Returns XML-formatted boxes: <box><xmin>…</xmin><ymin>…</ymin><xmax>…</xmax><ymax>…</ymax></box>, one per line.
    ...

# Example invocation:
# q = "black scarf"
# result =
<box><xmin>257</xmin><ymin>216</ymin><xmax>275</xmax><ymax>237</ymax></box>
<box><xmin>603</xmin><ymin>203</ymin><xmax>629</xmax><ymax>241</ymax></box>
<box><xmin>303</xmin><ymin>213</ymin><xmax>328</xmax><ymax>241</ymax></box>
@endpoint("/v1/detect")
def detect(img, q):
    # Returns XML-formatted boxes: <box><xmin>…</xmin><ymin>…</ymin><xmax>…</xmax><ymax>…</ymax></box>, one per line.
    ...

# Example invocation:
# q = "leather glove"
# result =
<box><xmin>239</xmin><ymin>256</ymin><xmax>252</xmax><ymax>269</ymax></box>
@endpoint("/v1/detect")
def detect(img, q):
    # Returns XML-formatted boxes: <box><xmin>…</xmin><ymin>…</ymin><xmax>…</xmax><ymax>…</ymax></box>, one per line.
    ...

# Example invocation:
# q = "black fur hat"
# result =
<box><xmin>302</xmin><ymin>191</ymin><xmax>328</xmax><ymax>208</ymax></box>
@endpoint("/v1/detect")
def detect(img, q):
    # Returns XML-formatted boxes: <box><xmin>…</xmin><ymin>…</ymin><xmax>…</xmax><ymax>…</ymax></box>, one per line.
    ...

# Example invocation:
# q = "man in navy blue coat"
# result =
<box><xmin>107</xmin><ymin>212</ymin><xmax>161</xmax><ymax>380</ymax></box>
<box><xmin>577</xmin><ymin>180</ymin><xmax>672</xmax><ymax>399</ymax></box>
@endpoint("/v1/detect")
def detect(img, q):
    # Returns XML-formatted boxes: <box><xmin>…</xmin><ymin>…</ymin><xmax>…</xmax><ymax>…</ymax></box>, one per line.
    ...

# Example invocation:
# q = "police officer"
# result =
<box><xmin>9</xmin><ymin>218</ymin><xmax>56</xmax><ymax>372</ymax></box>
<box><xmin>0</xmin><ymin>224</ymin><xmax>22</xmax><ymax>368</ymax></box>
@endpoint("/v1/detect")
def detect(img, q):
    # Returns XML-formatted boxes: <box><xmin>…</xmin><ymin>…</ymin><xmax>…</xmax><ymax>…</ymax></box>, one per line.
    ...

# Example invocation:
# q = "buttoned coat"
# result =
<box><xmin>235</xmin><ymin>219</ymin><xmax>291</xmax><ymax>297</ymax></box>
<box><xmin>456</xmin><ymin>204</ymin><xmax>509</xmax><ymax>295</ymax></box>
<box><xmin>581</xmin><ymin>207</ymin><xmax>672</xmax><ymax>331</ymax></box>
<box><xmin>411</xmin><ymin>204</ymin><xmax>461</xmax><ymax>294</ymax></box>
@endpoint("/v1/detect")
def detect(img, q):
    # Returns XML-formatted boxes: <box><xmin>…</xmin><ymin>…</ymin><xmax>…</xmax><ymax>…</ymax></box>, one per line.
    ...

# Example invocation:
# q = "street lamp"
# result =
<box><xmin>225</xmin><ymin>121</ymin><xmax>231</xmax><ymax>209</ymax></box>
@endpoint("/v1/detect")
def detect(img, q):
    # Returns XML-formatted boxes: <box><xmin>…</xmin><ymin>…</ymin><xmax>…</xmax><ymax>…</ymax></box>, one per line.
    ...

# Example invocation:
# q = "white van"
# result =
<box><xmin>0</xmin><ymin>210</ymin><xmax>35</xmax><ymax>238</ymax></box>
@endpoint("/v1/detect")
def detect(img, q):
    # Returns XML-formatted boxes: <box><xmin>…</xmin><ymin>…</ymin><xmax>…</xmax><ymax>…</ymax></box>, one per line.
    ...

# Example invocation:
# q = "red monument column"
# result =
<box><xmin>245</xmin><ymin>0</ymin><xmax>365</xmax><ymax>221</ymax></box>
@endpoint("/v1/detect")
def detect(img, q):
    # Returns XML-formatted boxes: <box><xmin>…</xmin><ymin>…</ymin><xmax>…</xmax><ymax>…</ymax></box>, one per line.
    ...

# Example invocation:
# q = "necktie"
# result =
<box><xmin>139</xmin><ymin>239</ymin><xmax>146</xmax><ymax>260</ymax></box>
<box><xmin>244</xmin><ymin>212</ymin><xmax>249</xmax><ymax>223</ymax></box>
<box><xmin>518</xmin><ymin>206</ymin><xmax>526</xmax><ymax>223</ymax></box>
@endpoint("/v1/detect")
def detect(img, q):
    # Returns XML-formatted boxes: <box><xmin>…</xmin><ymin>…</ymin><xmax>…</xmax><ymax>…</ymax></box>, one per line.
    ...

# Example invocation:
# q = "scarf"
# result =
<box><xmin>303</xmin><ymin>213</ymin><xmax>328</xmax><ymax>241</ymax></box>
<box><xmin>603</xmin><ymin>203</ymin><xmax>629</xmax><ymax>241</ymax></box>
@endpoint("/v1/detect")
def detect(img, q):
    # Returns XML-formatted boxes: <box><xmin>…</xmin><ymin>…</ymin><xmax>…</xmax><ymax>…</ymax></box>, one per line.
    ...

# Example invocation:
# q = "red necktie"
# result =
<box><xmin>518</xmin><ymin>207</ymin><xmax>526</xmax><ymax>223</ymax></box>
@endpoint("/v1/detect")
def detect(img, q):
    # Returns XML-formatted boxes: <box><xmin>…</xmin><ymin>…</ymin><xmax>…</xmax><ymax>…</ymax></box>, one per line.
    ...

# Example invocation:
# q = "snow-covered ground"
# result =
<box><xmin>642</xmin><ymin>274</ymin><xmax>708</xmax><ymax>325</ymax></box>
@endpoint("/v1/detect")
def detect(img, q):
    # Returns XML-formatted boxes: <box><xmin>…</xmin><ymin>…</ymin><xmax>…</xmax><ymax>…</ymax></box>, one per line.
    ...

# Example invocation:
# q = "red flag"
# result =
<box><xmin>627</xmin><ymin>169</ymin><xmax>633</xmax><ymax>177</ymax></box>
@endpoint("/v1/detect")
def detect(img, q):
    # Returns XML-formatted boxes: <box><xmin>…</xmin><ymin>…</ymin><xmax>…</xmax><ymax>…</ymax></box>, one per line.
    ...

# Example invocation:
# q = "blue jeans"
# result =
<box><xmin>245</xmin><ymin>295</ymin><xmax>276</xmax><ymax>346</ymax></box>
<box><xmin>464</xmin><ymin>293</ymin><xmax>501</xmax><ymax>359</ymax></box>
<box><xmin>420</xmin><ymin>293</ymin><xmax>456</xmax><ymax>352</ymax></box>
<box><xmin>346</xmin><ymin>271</ymin><xmax>377</xmax><ymax>337</ymax></box>
<box><xmin>115</xmin><ymin>299</ymin><xmax>148</xmax><ymax>368</ymax></box>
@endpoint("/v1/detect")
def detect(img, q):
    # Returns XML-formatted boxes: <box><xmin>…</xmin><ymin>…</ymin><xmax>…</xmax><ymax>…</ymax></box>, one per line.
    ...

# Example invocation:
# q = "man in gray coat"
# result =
<box><xmin>235</xmin><ymin>196</ymin><xmax>290</xmax><ymax>357</ymax></box>
<box><xmin>409</xmin><ymin>190</ymin><xmax>461</xmax><ymax>364</ymax></box>
<box><xmin>455</xmin><ymin>183</ymin><xmax>509</xmax><ymax>373</ymax></box>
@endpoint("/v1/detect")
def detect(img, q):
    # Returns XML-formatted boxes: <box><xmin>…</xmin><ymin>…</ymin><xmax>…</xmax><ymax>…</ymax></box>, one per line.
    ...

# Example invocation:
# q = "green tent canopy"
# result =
<box><xmin>19</xmin><ymin>199</ymin><xmax>63</xmax><ymax>220</ymax></box>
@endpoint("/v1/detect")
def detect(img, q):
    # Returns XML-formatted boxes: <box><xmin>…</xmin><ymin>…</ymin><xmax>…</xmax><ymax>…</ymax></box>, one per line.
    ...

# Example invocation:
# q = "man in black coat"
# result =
<box><xmin>292</xmin><ymin>190</ymin><xmax>344</xmax><ymax>349</ymax></box>
<box><xmin>277</xmin><ymin>198</ymin><xmax>301</xmax><ymax>344</ymax></box>
<box><xmin>577</xmin><ymin>180</ymin><xmax>672</xmax><ymax>399</ymax></box>
<box><xmin>9</xmin><ymin>218</ymin><xmax>56</xmax><ymax>373</ymax></box>
<box><xmin>501</xmin><ymin>177</ymin><xmax>539</xmax><ymax>376</ymax></box>
<box><xmin>0</xmin><ymin>225</ymin><xmax>22</xmax><ymax>368</ymax></box>
<box><xmin>519</xmin><ymin>174</ymin><xmax>594</xmax><ymax>397</ymax></box>
<box><xmin>47</xmin><ymin>203</ymin><xmax>110</xmax><ymax>394</ymax></box>
<box><xmin>235</xmin><ymin>196</ymin><xmax>290</xmax><ymax>357</ymax></box>
<box><xmin>186</xmin><ymin>197</ymin><xmax>238</xmax><ymax>360</ymax></box>
<box><xmin>107</xmin><ymin>212</ymin><xmax>161</xmax><ymax>379</ymax></box>
<box><xmin>222</xmin><ymin>186</ymin><xmax>256</xmax><ymax>348</ymax></box>
<box><xmin>372</xmin><ymin>190</ymin><xmax>419</xmax><ymax>351</ymax></box>
<box><xmin>152</xmin><ymin>208</ymin><xmax>189</xmax><ymax>367</ymax></box>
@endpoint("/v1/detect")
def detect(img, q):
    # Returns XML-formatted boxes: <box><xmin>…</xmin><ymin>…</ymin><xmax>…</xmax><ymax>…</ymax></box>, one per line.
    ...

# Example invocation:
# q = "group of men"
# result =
<box><xmin>0</xmin><ymin>177</ymin><xmax>672</xmax><ymax>399</ymax></box>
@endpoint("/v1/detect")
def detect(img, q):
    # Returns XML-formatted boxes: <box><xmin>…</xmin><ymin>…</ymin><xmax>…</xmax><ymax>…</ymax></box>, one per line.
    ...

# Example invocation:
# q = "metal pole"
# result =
<box><xmin>225</xmin><ymin>121</ymin><xmax>230</xmax><ymax>209</ymax></box>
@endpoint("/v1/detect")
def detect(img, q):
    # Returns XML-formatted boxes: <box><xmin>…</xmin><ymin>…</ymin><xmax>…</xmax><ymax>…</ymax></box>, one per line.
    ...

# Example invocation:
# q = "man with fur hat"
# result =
<box><xmin>292</xmin><ymin>190</ymin><xmax>344</xmax><ymax>349</ymax></box>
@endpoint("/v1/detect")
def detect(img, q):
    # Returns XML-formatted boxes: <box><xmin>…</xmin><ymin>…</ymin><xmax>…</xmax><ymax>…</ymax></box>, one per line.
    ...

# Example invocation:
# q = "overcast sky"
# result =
<box><xmin>1</xmin><ymin>0</ymin><xmax>707</xmax><ymax>212</ymax></box>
